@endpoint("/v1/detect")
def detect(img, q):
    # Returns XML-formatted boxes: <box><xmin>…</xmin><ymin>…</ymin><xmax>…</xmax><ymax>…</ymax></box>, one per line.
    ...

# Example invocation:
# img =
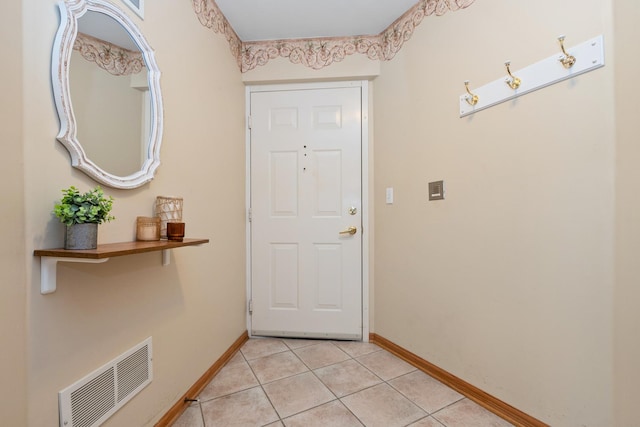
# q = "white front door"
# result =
<box><xmin>249</xmin><ymin>83</ymin><xmax>364</xmax><ymax>340</ymax></box>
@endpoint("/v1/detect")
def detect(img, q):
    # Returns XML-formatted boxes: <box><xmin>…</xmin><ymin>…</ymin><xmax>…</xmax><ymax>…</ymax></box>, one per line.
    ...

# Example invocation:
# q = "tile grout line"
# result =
<box><xmin>272</xmin><ymin>341</ymin><xmax>343</xmax><ymax>423</ymax></box>
<box><xmin>323</xmin><ymin>341</ymin><xmax>380</xmax><ymax>427</ymax></box>
<box><xmin>198</xmin><ymin>350</ymin><xmax>261</xmax><ymax>404</ymax></box>
<box><xmin>287</xmin><ymin>340</ymin><xmax>425</xmax><ymax>427</ymax></box>
<box><xmin>240</xmin><ymin>345</ymin><xmax>285</xmax><ymax>424</ymax></box>
<box><xmin>376</xmin><ymin>358</ymin><xmax>464</xmax><ymax>427</ymax></box>
<box><xmin>251</xmin><ymin>339</ymin><xmax>355</xmax><ymax>423</ymax></box>
<box><xmin>428</xmin><ymin>396</ymin><xmax>468</xmax><ymax>427</ymax></box>
<box><xmin>385</xmin><ymin>371</ymin><xmax>439</xmax><ymax>416</ymax></box>
<box><xmin>275</xmin><ymin>340</ymin><xmax>369</xmax><ymax>426</ymax></box>
<box><xmin>303</xmin><ymin>341</ymin><xmax>366</xmax><ymax>426</ymax></box>
<box><xmin>336</xmin><ymin>343</ymin><xmax>470</xmax><ymax>427</ymax></box>
<box><xmin>252</xmin><ymin>339</ymin><xmax>370</xmax><ymax>425</ymax></box>
<box><xmin>340</xmin><ymin>344</ymin><xmax>445</xmax><ymax>427</ymax></box>
<box><xmin>195</xmin><ymin>338</ymin><xmax>472</xmax><ymax>427</ymax></box>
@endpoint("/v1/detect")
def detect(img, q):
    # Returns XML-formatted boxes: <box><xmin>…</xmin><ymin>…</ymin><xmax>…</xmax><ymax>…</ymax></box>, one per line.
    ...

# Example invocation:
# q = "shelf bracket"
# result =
<box><xmin>40</xmin><ymin>251</ymin><xmax>174</xmax><ymax>294</ymax></box>
<box><xmin>40</xmin><ymin>256</ymin><xmax>110</xmax><ymax>295</ymax></box>
<box><xmin>35</xmin><ymin>238</ymin><xmax>209</xmax><ymax>295</ymax></box>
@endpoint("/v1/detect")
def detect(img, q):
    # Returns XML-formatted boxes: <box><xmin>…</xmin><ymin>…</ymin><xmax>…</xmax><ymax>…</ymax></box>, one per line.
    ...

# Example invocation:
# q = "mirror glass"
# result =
<box><xmin>72</xmin><ymin>11</ymin><xmax>149</xmax><ymax>177</ymax></box>
<box><xmin>52</xmin><ymin>0</ymin><xmax>163</xmax><ymax>189</ymax></box>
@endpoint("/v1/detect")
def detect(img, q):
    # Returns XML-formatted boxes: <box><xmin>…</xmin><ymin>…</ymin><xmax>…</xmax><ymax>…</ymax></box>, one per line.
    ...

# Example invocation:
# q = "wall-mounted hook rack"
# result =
<box><xmin>459</xmin><ymin>35</ymin><xmax>604</xmax><ymax>118</ymax></box>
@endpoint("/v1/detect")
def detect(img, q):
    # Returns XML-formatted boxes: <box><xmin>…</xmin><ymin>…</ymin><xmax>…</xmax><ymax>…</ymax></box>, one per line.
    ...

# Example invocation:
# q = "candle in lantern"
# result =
<box><xmin>136</xmin><ymin>216</ymin><xmax>161</xmax><ymax>241</ymax></box>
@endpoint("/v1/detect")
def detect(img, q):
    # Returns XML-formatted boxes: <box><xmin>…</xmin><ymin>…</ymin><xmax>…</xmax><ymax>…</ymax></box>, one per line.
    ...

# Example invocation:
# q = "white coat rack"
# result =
<box><xmin>459</xmin><ymin>35</ymin><xmax>605</xmax><ymax>117</ymax></box>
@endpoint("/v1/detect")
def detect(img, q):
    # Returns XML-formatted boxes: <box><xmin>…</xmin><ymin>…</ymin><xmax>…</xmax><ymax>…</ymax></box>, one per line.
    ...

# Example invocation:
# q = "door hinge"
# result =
<box><xmin>248</xmin><ymin>299</ymin><xmax>253</xmax><ymax>314</ymax></box>
<box><xmin>248</xmin><ymin>208</ymin><xmax>252</xmax><ymax>222</ymax></box>
<box><xmin>247</xmin><ymin>115</ymin><xmax>252</xmax><ymax>129</ymax></box>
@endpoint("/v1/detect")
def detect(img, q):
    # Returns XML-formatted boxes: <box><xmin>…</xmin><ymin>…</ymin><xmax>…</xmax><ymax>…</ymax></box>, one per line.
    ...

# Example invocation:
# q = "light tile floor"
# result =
<box><xmin>172</xmin><ymin>338</ymin><xmax>514</xmax><ymax>427</ymax></box>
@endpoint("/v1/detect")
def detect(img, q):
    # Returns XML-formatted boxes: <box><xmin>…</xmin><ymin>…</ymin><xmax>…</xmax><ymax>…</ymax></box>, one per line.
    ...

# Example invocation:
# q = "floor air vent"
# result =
<box><xmin>59</xmin><ymin>337</ymin><xmax>153</xmax><ymax>427</ymax></box>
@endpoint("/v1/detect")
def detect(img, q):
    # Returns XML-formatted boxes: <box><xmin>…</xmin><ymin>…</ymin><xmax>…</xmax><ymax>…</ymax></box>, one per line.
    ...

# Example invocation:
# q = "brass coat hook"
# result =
<box><xmin>558</xmin><ymin>35</ymin><xmax>576</xmax><ymax>68</ymax></box>
<box><xmin>504</xmin><ymin>61</ymin><xmax>521</xmax><ymax>90</ymax></box>
<box><xmin>464</xmin><ymin>80</ymin><xmax>479</xmax><ymax>106</ymax></box>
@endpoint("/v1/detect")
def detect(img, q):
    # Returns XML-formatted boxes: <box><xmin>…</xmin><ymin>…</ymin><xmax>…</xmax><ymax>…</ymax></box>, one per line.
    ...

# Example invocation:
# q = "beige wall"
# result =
<box><xmin>22</xmin><ymin>0</ymin><xmax>246</xmax><ymax>425</ymax></box>
<box><xmin>1</xmin><ymin>0</ymin><xmax>27</xmax><ymax>425</ymax></box>
<box><xmin>373</xmin><ymin>1</ymin><xmax>615</xmax><ymax>426</ymax></box>
<box><xmin>613</xmin><ymin>0</ymin><xmax>640</xmax><ymax>425</ymax></box>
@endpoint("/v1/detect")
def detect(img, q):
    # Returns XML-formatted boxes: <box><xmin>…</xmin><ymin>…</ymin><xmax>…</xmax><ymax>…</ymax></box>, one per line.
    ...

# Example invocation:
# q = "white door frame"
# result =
<box><xmin>245</xmin><ymin>80</ymin><xmax>370</xmax><ymax>341</ymax></box>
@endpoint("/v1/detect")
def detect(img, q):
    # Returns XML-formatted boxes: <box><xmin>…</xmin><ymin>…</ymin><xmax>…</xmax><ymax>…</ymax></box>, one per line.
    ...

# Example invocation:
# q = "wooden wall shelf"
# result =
<box><xmin>34</xmin><ymin>238</ymin><xmax>209</xmax><ymax>295</ymax></box>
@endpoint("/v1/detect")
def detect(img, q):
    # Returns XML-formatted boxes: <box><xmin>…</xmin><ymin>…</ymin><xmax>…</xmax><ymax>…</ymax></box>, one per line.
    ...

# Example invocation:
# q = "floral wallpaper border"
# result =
<box><xmin>73</xmin><ymin>32</ymin><xmax>145</xmax><ymax>76</ymax></box>
<box><xmin>192</xmin><ymin>0</ymin><xmax>476</xmax><ymax>72</ymax></box>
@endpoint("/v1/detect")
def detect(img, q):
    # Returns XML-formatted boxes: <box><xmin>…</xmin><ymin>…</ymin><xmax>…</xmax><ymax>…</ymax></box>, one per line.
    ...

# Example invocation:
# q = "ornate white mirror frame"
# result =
<box><xmin>52</xmin><ymin>0</ymin><xmax>163</xmax><ymax>189</ymax></box>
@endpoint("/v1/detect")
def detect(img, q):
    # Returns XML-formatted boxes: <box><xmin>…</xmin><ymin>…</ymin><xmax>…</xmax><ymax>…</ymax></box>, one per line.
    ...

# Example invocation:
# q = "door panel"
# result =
<box><xmin>250</xmin><ymin>85</ymin><xmax>362</xmax><ymax>340</ymax></box>
<box><xmin>313</xmin><ymin>243</ymin><xmax>343</xmax><ymax>309</ymax></box>
<box><xmin>313</xmin><ymin>150</ymin><xmax>342</xmax><ymax>216</ymax></box>
<box><xmin>270</xmin><ymin>151</ymin><xmax>298</xmax><ymax>216</ymax></box>
<box><xmin>270</xmin><ymin>243</ymin><xmax>299</xmax><ymax>309</ymax></box>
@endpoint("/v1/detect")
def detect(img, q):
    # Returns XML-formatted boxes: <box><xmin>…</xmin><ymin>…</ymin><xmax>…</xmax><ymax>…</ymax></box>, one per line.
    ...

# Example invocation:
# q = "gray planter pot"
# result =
<box><xmin>65</xmin><ymin>223</ymin><xmax>98</xmax><ymax>250</ymax></box>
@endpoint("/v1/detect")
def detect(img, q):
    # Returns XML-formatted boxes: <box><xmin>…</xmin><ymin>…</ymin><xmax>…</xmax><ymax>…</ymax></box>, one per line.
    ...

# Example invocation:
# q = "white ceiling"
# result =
<box><xmin>215</xmin><ymin>0</ymin><xmax>419</xmax><ymax>42</ymax></box>
<box><xmin>79</xmin><ymin>10</ymin><xmax>139</xmax><ymax>51</ymax></box>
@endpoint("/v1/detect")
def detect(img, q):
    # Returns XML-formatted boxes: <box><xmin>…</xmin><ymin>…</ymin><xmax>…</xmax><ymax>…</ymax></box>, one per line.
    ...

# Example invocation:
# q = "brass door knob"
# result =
<box><xmin>339</xmin><ymin>226</ymin><xmax>357</xmax><ymax>235</ymax></box>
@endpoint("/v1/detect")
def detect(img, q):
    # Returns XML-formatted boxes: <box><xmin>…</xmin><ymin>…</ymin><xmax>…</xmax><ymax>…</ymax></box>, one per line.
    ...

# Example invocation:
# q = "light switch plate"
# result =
<box><xmin>428</xmin><ymin>181</ymin><xmax>444</xmax><ymax>201</ymax></box>
<box><xmin>386</xmin><ymin>188</ymin><xmax>394</xmax><ymax>204</ymax></box>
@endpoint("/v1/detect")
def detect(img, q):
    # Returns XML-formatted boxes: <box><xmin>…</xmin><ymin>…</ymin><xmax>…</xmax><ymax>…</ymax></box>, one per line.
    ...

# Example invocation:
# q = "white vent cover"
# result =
<box><xmin>59</xmin><ymin>337</ymin><xmax>153</xmax><ymax>427</ymax></box>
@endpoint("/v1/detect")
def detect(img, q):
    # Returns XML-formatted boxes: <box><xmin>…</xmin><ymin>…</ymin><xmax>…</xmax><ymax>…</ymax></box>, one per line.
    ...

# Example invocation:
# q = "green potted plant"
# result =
<box><xmin>53</xmin><ymin>186</ymin><xmax>115</xmax><ymax>249</ymax></box>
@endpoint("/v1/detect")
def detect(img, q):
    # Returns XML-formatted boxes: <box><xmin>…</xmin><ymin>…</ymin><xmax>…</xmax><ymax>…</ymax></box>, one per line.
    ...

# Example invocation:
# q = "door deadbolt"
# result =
<box><xmin>348</xmin><ymin>207</ymin><xmax>357</xmax><ymax>215</ymax></box>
